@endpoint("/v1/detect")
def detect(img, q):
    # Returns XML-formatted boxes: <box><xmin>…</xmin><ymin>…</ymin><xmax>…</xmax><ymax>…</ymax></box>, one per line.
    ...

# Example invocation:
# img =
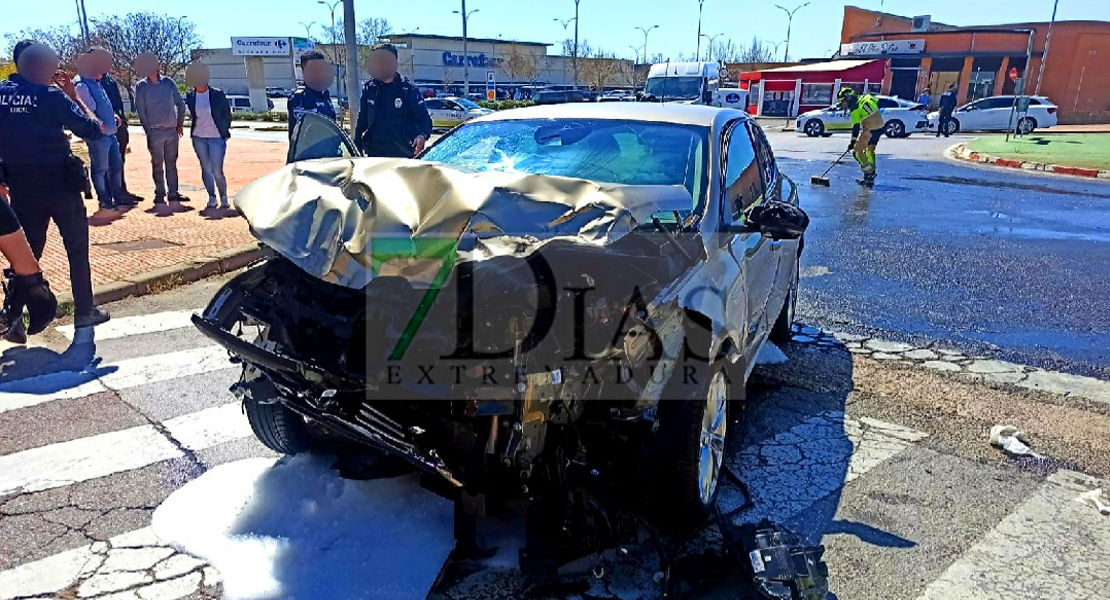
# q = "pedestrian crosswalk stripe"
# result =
<box><xmin>56</xmin><ymin>308</ymin><xmax>204</xmax><ymax>341</ymax></box>
<box><xmin>0</xmin><ymin>401</ymin><xmax>248</xmax><ymax>496</ymax></box>
<box><xmin>0</xmin><ymin>345</ymin><xmax>231</xmax><ymax>414</ymax></box>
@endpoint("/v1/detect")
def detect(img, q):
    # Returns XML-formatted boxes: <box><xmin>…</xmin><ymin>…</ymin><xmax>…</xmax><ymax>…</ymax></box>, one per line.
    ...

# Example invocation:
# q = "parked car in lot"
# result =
<box><xmin>266</xmin><ymin>86</ymin><xmax>290</xmax><ymax>98</ymax></box>
<box><xmin>424</xmin><ymin>96</ymin><xmax>493</xmax><ymax>129</ymax></box>
<box><xmin>193</xmin><ymin>104</ymin><xmax>807</xmax><ymax>572</ymax></box>
<box><xmin>534</xmin><ymin>89</ymin><xmax>587</xmax><ymax>104</ymax></box>
<box><xmin>226</xmin><ymin>95</ymin><xmax>275</xmax><ymax>114</ymax></box>
<box><xmin>796</xmin><ymin>95</ymin><xmax>929</xmax><ymax>138</ymax></box>
<box><xmin>928</xmin><ymin>95</ymin><xmax>1058</xmax><ymax>135</ymax></box>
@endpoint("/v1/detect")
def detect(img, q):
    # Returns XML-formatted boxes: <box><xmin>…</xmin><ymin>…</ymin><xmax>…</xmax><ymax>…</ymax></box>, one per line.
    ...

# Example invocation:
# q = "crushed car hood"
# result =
<box><xmin>234</xmin><ymin>158</ymin><xmax>696</xmax><ymax>288</ymax></box>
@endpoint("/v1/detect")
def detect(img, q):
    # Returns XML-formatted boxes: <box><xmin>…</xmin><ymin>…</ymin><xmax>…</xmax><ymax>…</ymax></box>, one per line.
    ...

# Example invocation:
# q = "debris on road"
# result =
<box><xmin>723</xmin><ymin>518</ymin><xmax>830</xmax><ymax>600</ymax></box>
<box><xmin>757</xmin><ymin>342</ymin><xmax>790</xmax><ymax>365</ymax></box>
<box><xmin>989</xmin><ymin>425</ymin><xmax>1043</xmax><ymax>459</ymax></box>
<box><xmin>1074</xmin><ymin>488</ymin><xmax>1110</xmax><ymax>516</ymax></box>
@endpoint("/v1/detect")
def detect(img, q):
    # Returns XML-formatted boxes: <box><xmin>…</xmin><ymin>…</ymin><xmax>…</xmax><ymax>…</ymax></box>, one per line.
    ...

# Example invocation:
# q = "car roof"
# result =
<box><xmin>472</xmin><ymin>102</ymin><xmax>736</xmax><ymax>127</ymax></box>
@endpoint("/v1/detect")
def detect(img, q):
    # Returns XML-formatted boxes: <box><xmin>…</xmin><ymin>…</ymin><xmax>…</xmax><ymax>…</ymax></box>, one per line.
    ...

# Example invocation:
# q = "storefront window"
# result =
<box><xmin>801</xmin><ymin>83</ymin><xmax>833</xmax><ymax>105</ymax></box>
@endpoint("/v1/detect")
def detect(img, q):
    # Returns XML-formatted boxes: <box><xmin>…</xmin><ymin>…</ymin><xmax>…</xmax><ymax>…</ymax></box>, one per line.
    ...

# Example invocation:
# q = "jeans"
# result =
<box><xmin>146</xmin><ymin>127</ymin><xmax>180</xmax><ymax>198</ymax></box>
<box><xmin>86</xmin><ymin>135</ymin><xmax>124</xmax><ymax>205</ymax></box>
<box><xmin>191</xmin><ymin>136</ymin><xmax>228</xmax><ymax>203</ymax></box>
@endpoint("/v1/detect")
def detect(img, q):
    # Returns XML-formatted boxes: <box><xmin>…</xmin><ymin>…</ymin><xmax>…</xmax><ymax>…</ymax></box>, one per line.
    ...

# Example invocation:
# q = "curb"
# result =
<box><xmin>951</xmin><ymin>143</ymin><xmax>1110</xmax><ymax>180</ymax></box>
<box><xmin>53</xmin><ymin>243</ymin><xmax>268</xmax><ymax>317</ymax></box>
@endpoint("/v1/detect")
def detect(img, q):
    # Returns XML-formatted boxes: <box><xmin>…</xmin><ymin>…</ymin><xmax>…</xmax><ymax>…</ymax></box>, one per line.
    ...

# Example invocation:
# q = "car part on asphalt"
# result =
<box><xmin>989</xmin><ymin>424</ymin><xmax>1043</xmax><ymax>459</ymax></box>
<box><xmin>811</xmin><ymin>148</ymin><xmax>853</xmax><ymax>187</ymax></box>
<box><xmin>720</xmin><ymin>518</ymin><xmax>830</xmax><ymax>600</ymax></box>
<box><xmin>1074</xmin><ymin>488</ymin><xmax>1110</xmax><ymax>516</ymax></box>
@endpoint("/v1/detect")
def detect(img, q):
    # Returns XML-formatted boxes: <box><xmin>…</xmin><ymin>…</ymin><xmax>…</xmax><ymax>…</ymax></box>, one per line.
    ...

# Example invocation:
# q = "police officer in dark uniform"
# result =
<box><xmin>287</xmin><ymin>51</ymin><xmax>336</xmax><ymax>137</ymax></box>
<box><xmin>0</xmin><ymin>42</ymin><xmax>110</xmax><ymax>329</ymax></box>
<box><xmin>354</xmin><ymin>43</ymin><xmax>432</xmax><ymax>158</ymax></box>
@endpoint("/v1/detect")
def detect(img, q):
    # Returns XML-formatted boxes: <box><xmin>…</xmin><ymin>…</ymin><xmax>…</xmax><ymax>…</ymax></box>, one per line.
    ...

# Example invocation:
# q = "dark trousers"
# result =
<box><xmin>6</xmin><ymin>167</ymin><xmax>94</xmax><ymax>314</ymax></box>
<box><xmin>937</xmin><ymin>110</ymin><xmax>954</xmax><ymax>137</ymax></box>
<box><xmin>116</xmin><ymin>125</ymin><xmax>131</xmax><ymax>195</ymax></box>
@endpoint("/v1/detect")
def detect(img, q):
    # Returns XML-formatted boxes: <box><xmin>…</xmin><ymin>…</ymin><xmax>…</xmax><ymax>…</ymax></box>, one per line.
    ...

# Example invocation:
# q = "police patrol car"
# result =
<box><xmin>796</xmin><ymin>94</ymin><xmax>929</xmax><ymax>138</ymax></box>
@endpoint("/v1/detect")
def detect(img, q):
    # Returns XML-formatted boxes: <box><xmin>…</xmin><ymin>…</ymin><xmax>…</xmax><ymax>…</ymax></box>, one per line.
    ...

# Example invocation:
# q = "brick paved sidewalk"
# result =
<box><xmin>2</xmin><ymin>132</ymin><xmax>286</xmax><ymax>300</ymax></box>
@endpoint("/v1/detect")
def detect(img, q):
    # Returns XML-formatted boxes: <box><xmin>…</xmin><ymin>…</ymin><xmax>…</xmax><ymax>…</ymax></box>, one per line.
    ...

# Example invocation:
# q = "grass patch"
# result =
<box><xmin>968</xmin><ymin>133</ymin><xmax>1110</xmax><ymax>171</ymax></box>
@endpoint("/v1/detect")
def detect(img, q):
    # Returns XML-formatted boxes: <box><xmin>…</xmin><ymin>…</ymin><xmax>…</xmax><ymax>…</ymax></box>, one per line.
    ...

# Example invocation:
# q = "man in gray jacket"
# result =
<box><xmin>134</xmin><ymin>53</ymin><xmax>187</xmax><ymax>205</ymax></box>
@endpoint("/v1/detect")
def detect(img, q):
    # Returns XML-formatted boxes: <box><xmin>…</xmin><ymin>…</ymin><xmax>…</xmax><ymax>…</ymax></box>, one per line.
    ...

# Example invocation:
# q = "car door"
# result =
<box><xmin>955</xmin><ymin>99</ymin><xmax>985</xmax><ymax>130</ymax></box>
<box><xmin>424</xmin><ymin>99</ymin><xmax>447</xmax><ymax>128</ymax></box>
<box><xmin>287</xmin><ymin>112</ymin><xmax>359</xmax><ymax>163</ymax></box>
<box><xmin>750</xmin><ymin>125</ymin><xmax>799</xmax><ymax>321</ymax></box>
<box><xmin>978</xmin><ymin>97</ymin><xmax>1015</xmax><ymax>130</ymax></box>
<box><xmin>443</xmin><ymin>101</ymin><xmax>467</xmax><ymax>126</ymax></box>
<box><xmin>721</xmin><ymin>121</ymin><xmax>778</xmax><ymax>360</ymax></box>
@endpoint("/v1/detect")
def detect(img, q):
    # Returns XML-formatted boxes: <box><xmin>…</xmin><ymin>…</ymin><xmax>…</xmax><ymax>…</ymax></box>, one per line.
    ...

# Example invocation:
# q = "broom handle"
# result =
<box><xmin>820</xmin><ymin>148</ymin><xmax>853</xmax><ymax>178</ymax></box>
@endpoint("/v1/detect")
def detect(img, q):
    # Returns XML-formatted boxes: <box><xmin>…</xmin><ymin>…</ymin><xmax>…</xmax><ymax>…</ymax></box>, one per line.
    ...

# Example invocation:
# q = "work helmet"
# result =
<box><xmin>837</xmin><ymin>87</ymin><xmax>857</xmax><ymax>102</ymax></box>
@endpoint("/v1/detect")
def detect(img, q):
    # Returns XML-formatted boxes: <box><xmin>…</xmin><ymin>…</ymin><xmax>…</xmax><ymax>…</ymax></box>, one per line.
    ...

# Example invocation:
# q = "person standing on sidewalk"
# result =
<box><xmin>134</xmin><ymin>52</ymin><xmax>188</xmax><ymax>206</ymax></box>
<box><xmin>936</xmin><ymin>83</ymin><xmax>958</xmax><ymax>138</ymax></box>
<box><xmin>354</xmin><ymin>43</ymin><xmax>432</xmax><ymax>158</ymax></box>
<box><xmin>74</xmin><ymin>52</ymin><xmax>129</xmax><ymax>212</ymax></box>
<box><xmin>184</xmin><ymin>64</ymin><xmax>233</xmax><ymax>211</ymax></box>
<box><xmin>0</xmin><ymin>43</ymin><xmax>110</xmax><ymax>330</ymax></box>
<box><xmin>917</xmin><ymin>89</ymin><xmax>931</xmax><ymax>108</ymax></box>
<box><xmin>90</xmin><ymin>47</ymin><xmax>142</xmax><ymax>204</ymax></box>
<box><xmin>287</xmin><ymin>51</ymin><xmax>336</xmax><ymax>137</ymax></box>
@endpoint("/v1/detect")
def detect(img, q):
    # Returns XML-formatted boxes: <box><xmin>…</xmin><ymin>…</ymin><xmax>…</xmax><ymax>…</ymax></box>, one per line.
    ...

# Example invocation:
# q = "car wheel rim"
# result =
<box><xmin>806</xmin><ymin>121</ymin><xmax>819</xmax><ymax>136</ymax></box>
<box><xmin>891</xmin><ymin>123</ymin><xmax>903</xmax><ymax>136</ymax></box>
<box><xmin>698</xmin><ymin>371</ymin><xmax>729</xmax><ymax>505</ymax></box>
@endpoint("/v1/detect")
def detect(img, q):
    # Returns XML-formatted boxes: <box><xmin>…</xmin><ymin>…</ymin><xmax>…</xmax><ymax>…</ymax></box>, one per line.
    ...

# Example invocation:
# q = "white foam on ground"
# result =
<box><xmin>755</xmin><ymin>341</ymin><xmax>789</xmax><ymax>365</ymax></box>
<box><xmin>151</xmin><ymin>455</ymin><xmax>454</xmax><ymax>600</ymax></box>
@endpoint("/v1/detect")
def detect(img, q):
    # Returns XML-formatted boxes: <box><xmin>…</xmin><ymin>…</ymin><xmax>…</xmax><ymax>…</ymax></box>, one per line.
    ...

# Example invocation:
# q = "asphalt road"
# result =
<box><xmin>2</xmin><ymin>277</ymin><xmax>1108</xmax><ymax>600</ymax></box>
<box><xmin>765</xmin><ymin>130</ymin><xmax>1110</xmax><ymax>378</ymax></box>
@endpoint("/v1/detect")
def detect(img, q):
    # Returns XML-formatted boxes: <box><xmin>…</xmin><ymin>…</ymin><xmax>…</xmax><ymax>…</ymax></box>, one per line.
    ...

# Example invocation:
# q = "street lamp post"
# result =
<box><xmin>635</xmin><ymin>25</ymin><xmax>659</xmax><ymax>65</ymax></box>
<box><xmin>453</xmin><ymin>2</ymin><xmax>479</xmax><ymax>97</ymax></box>
<box><xmin>1035</xmin><ymin>0</ymin><xmax>1059</xmax><ymax>96</ymax></box>
<box><xmin>403</xmin><ymin>27</ymin><xmax>420</xmax><ymax>80</ymax></box>
<box><xmin>342</xmin><ymin>0</ymin><xmax>358</xmax><ymax>134</ymax></box>
<box><xmin>75</xmin><ymin>0</ymin><xmax>91</xmax><ymax>46</ymax></box>
<box><xmin>572</xmin><ymin>0</ymin><xmax>582</xmax><ymax>90</ymax></box>
<box><xmin>629</xmin><ymin>45</ymin><xmax>644</xmax><ymax>64</ymax></box>
<box><xmin>700</xmin><ymin>32</ymin><xmax>723</xmax><ymax>62</ymax></box>
<box><xmin>554</xmin><ymin>17</ymin><xmax>576</xmax><ymax>86</ymax></box>
<box><xmin>769</xmin><ymin>39</ymin><xmax>788</xmax><ymax>60</ymax></box>
<box><xmin>298</xmin><ymin>21</ymin><xmax>317</xmax><ymax>40</ymax></box>
<box><xmin>318</xmin><ymin>0</ymin><xmax>343</xmax><ymax>95</ymax></box>
<box><xmin>695</xmin><ymin>0</ymin><xmax>706</xmax><ymax>62</ymax></box>
<box><xmin>774</xmin><ymin>2</ymin><xmax>810</xmax><ymax>62</ymax></box>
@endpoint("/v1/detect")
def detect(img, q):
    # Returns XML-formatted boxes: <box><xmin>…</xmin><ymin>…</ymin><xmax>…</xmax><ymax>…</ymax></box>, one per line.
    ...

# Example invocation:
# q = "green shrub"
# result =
<box><xmin>478</xmin><ymin>100</ymin><xmax>535</xmax><ymax>111</ymax></box>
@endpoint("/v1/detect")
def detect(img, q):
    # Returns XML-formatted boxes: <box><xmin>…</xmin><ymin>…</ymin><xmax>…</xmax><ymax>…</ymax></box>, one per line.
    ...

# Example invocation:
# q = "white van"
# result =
<box><xmin>226</xmin><ymin>95</ymin><xmax>275</xmax><ymax>114</ymax></box>
<box><xmin>645</xmin><ymin>62</ymin><xmax>720</xmax><ymax>105</ymax></box>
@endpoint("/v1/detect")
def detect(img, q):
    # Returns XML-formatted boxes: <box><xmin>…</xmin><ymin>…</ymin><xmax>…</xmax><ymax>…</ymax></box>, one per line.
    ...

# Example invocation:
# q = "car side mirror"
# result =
<box><xmin>745</xmin><ymin>200</ymin><xmax>809</xmax><ymax>240</ymax></box>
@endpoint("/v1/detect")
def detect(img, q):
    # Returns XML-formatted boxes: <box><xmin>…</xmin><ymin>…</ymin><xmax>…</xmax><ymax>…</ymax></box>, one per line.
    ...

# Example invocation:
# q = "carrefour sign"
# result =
<box><xmin>232</xmin><ymin>37</ymin><xmax>291</xmax><ymax>56</ymax></box>
<box><xmin>442</xmin><ymin>51</ymin><xmax>502</xmax><ymax>68</ymax></box>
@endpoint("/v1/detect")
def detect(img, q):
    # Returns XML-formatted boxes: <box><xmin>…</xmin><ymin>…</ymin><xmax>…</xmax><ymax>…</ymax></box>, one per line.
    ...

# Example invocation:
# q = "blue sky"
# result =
<box><xmin>4</xmin><ymin>0</ymin><xmax>1108</xmax><ymax>62</ymax></box>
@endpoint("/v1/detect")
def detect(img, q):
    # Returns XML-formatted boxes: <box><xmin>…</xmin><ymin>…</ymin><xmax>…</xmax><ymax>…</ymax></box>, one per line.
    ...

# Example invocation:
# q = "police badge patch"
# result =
<box><xmin>395</xmin><ymin>98</ymin><xmax>403</xmax><ymax>109</ymax></box>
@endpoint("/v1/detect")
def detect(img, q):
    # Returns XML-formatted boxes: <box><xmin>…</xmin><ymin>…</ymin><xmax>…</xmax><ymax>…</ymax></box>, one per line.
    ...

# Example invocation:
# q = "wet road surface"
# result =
<box><xmin>768</xmin><ymin>132</ymin><xmax>1110</xmax><ymax>378</ymax></box>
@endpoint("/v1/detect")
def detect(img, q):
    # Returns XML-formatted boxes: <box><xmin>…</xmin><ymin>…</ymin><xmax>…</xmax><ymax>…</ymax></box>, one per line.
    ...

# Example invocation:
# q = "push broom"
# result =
<box><xmin>811</xmin><ymin>147</ymin><xmax>853</xmax><ymax>187</ymax></box>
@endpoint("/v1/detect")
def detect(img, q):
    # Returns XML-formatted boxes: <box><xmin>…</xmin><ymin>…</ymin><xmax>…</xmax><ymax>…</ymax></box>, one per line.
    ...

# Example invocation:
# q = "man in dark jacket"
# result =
<box><xmin>287</xmin><ymin>51</ymin><xmax>336</xmax><ymax>136</ymax></box>
<box><xmin>89</xmin><ymin>47</ymin><xmax>140</xmax><ymax>202</ymax></box>
<box><xmin>354</xmin><ymin>43</ymin><xmax>432</xmax><ymax>158</ymax></box>
<box><xmin>936</xmin><ymin>83</ymin><xmax>958</xmax><ymax>138</ymax></box>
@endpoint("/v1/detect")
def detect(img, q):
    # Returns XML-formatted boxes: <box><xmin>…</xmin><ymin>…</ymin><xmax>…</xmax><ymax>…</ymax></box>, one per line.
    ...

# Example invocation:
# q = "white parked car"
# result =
<box><xmin>796</xmin><ymin>95</ymin><xmax>929</xmax><ymax>138</ymax></box>
<box><xmin>226</xmin><ymin>95</ymin><xmax>275</xmax><ymax>114</ymax></box>
<box><xmin>424</xmin><ymin>96</ymin><xmax>493</xmax><ymax>130</ymax></box>
<box><xmin>928</xmin><ymin>95</ymin><xmax>1058</xmax><ymax>135</ymax></box>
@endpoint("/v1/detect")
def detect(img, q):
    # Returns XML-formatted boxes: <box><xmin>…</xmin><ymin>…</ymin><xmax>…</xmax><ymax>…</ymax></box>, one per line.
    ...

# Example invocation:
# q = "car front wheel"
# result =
<box><xmin>885</xmin><ymin>120</ymin><xmax>906</xmax><ymax>138</ymax></box>
<box><xmin>240</xmin><ymin>368</ymin><xmax>321</xmax><ymax>455</ymax></box>
<box><xmin>803</xmin><ymin>119</ymin><xmax>825</xmax><ymax>137</ymax></box>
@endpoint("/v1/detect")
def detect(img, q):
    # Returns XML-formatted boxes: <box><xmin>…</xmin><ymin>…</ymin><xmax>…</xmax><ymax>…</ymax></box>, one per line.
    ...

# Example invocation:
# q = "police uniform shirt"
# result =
<box><xmin>357</xmin><ymin>75</ymin><xmax>432</xmax><ymax>159</ymax></box>
<box><xmin>0</xmin><ymin>74</ymin><xmax>102</xmax><ymax>166</ymax></box>
<box><xmin>287</xmin><ymin>86</ymin><xmax>336</xmax><ymax>135</ymax></box>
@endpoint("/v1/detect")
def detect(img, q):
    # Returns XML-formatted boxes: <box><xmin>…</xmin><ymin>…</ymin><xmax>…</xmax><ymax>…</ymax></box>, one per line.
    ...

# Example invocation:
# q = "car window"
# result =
<box><xmin>877</xmin><ymin>98</ymin><xmax>899</xmax><ymax>109</ymax></box>
<box><xmin>1027</xmin><ymin>97</ymin><xmax>1043</xmax><ymax>105</ymax></box>
<box><xmin>423</xmin><ymin>118</ymin><xmax>710</xmax><ymax>215</ymax></box>
<box><xmin>980</xmin><ymin>98</ymin><xmax>1011</xmax><ymax>110</ymax></box>
<box><xmin>288</xmin><ymin>113</ymin><xmax>356</xmax><ymax>163</ymax></box>
<box><xmin>446</xmin><ymin>102</ymin><xmax>463</xmax><ymax>111</ymax></box>
<box><xmin>749</xmin><ymin>123</ymin><xmax>778</xmax><ymax>203</ymax></box>
<box><xmin>722</xmin><ymin>120</ymin><xmax>763</xmax><ymax>221</ymax></box>
<box><xmin>425</xmin><ymin>99</ymin><xmax>442</xmax><ymax>110</ymax></box>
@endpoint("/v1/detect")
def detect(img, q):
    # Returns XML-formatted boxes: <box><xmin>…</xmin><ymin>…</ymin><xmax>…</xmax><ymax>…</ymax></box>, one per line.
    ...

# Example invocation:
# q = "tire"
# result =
<box><xmin>242</xmin><ymin>372</ymin><xmax>319</xmax><ymax>455</ymax></box>
<box><xmin>803</xmin><ymin>119</ymin><xmax>825</xmax><ymax>137</ymax></box>
<box><xmin>943</xmin><ymin>119</ymin><xmax>960</xmax><ymax>136</ymax></box>
<box><xmin>769</xmin><ymin>257</ymin><xmax>800</xmax><ymax>345</ymax></box>
<box><xmin>885</xmin><ymin>120</ymin><xmax>906</xmax><ymax>138</ymax></box>
<box><xmin>652</xmin><ymin>361</ymin><xmax>733</xmax><ymax>530</ymax></box>
<box><xmin>1017</xmin><ymin>117</ymin><xmax>1037</xmax><ymax>135</ymax></box>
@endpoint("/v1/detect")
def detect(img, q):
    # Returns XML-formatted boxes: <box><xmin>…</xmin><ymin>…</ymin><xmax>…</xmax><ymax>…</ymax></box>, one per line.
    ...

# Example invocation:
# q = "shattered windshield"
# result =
<box><xmin>422</xmin><ymin>118</ymin><xmax>709</xmax><ymax>216</ymax></box>
<box><xmin>645</xmin><ymin>76</ymin><xmax>702</xmax><ymax>101</ymax></box>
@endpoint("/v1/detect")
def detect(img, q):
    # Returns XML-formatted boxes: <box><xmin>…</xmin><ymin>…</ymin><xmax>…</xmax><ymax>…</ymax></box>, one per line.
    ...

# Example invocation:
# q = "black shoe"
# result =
<box><xmin>169</xmin><ymin>193</ymin><xmax>190</xmax><ymax>202</ymax></box>
<box><xmin>153</xmin><ymin>195</ymin><xmax>167</xmax><ymax>205</ymax></box>
<box><xmin>114</xmin><ymin>196</ymin><xmax>138</xmax><ymax>207</ymax></box>
<box><xmin>74</xmin><ymin>307</ymin><xmax>111</xmax><ymax>328</ymax></box>
<box><xmin>2</xmin><ymin>318</ymin><xmax>27</xmax><ymax>344</ymax></box>
<box><xmin>99</xmin><ymin>201</ymin><xmax>117</xmax><ymax>211</ymax></box>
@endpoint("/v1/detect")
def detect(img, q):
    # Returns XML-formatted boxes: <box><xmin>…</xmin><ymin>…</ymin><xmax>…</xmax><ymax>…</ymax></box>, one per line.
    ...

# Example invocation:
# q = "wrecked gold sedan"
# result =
<box><xmin>193</xmin><ymin>104</ymin><xmax>808</xmax><ymax>572</ymax></box>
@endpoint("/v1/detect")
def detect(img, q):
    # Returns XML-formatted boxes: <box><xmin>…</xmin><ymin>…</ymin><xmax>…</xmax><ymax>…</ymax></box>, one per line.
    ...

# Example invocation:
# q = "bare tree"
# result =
<box><xmin>739</xmin><ymin>35</ymin><xmax>774</xmax><ymax>64</ymax></box>
<box><xmin>87</xmin><ymin>13</ymin><xmax>203</xmax><ymax>104</ymax></box>
<box><xmin>579</xmin><ymin>49</ymin><xmax>623</xmax><ymax>92</ymax></box>
<box><xmin>713</xmin><ymin>39</ymin><xmax>743</xmax><ymax>63</ymax></box>
<box><xmin>3</xmin><ymin>23</ymin><xmax>84</xmax><ymax>69</ymax></box>
<box><xmin>357</xmin><ymin>18</ymin><xmax>393</xmax><ymax>45</ymax></box>
<box><xmin>505</xmin><ymin>43</ymin><xmax>537</xmax><ymax>84</ymax></box>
